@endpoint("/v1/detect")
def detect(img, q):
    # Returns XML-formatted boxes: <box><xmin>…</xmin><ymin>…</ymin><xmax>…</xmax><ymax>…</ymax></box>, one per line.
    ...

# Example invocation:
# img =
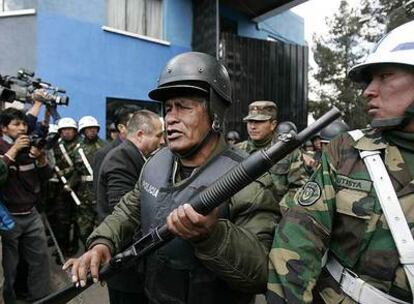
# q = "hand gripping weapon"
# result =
<box><xmin>35</xmin><ymin>107</ymin><xmax>341</xmax><ymax>304</ymax></box>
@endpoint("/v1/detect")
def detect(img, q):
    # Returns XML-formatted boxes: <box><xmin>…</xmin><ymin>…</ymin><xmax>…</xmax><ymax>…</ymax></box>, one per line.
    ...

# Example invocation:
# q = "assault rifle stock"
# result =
<box><xmin>35</xmin><ymin>107</ymin><xmax>341</xmax><ymax>304</ymax></box>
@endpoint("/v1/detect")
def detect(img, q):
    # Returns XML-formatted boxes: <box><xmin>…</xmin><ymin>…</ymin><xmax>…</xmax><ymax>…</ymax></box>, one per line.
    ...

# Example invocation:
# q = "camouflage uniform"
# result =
<box><xmin>237</xmin><ymin>136</ymin><xmax>309</xmax><ymax>210</ymax></box>
<box><xmin>268</xmin><ymin>128</ymin><xmax>414</xmax><ymax>303</ymax></box>
<box><xmin>236</xmin><ymin>136</ymin><xmax>272</xmax><ymax>155</ymax></box>
<box><xmin>72</xmin><ymin>137</ymin><xmax>105</xmax><ymax>245</ymax></box>
<box><xmin>238</xmin><ymin>101</ymin><xmax>309</xmax><ymax>208</ymax></box>
<box><xmin>48</xmin><ymin>136</ymin><xmax>81</xmax><ymax>255</ymax></box>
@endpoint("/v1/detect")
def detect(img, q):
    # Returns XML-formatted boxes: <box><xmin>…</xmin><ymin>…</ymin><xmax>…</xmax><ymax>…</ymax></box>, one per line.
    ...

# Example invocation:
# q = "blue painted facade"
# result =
<box><xmin>220</xmin><ymin>5</ymin><xmax>305</xmax><ymax>45</ymax></box>
<box><xmin>35</xmin><ymin>0</ymin><xmax>193</xmax><ymax>133</ymax></box>
<box><xmin>0</xmin><ymin>0</ymin><xmax>304</xmax><ymax>136</ymax></box>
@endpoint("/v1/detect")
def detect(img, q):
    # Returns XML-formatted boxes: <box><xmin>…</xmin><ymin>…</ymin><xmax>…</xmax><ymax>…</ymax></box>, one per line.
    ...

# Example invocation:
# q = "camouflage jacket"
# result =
<box><xmin>237</xmin><ymin>137</ymin><xmax>309</xmax><ymax>206</ymax></box>
<box><xmin>236</xmin><ymin>137</ymin><xmax>272</xmax><ymax>155</ymax></box>
<box><xmin>71</xmin><ymin>138</ymin><xmax>105</xmax><ymax>194</ymax></box>
<box><xmin>267</xmin><ymin>128</ymin><xmax>414</xmax><ymax>303</ymax></box>
<box><xmin>87</xmin><ymin>137</ymin><xmax>279</xmax><ymax>295</ymax></box>
<box><xmin>270</xmin><ymin>146</ymin><xmax>308</xmax><ymax>209</ymax></box>
<box><xmin>53</xmin><ymin>136</ymin><xmax>81</xmax><ymax>179</ymax></box>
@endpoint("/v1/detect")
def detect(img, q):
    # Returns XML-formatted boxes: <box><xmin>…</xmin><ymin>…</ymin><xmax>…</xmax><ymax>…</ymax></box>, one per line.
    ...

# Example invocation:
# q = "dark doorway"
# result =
<box><xmin>220</xmin><ymin>33</ymin><xmax>308</xmax><ymax>140</ymax></box>
<box><xmin>105</xmin><ymin>97</ymin><xmax>161</xmax><ymax>140</ymax></box>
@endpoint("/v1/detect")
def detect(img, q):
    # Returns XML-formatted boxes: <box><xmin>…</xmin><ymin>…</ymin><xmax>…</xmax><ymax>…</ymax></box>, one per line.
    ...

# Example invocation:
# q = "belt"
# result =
<box><xmin>81</xmin><ymin>176</ymin><xmax>93</xmax><ymax>182</ymax></box>
<box><xmin>326</xmin><ymin>257</ymin><xmax>409</xmax><ymax>304</ymax></box>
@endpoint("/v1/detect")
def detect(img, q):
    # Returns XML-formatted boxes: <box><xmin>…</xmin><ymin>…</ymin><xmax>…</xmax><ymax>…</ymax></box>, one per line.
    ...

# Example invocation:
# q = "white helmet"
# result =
<box><xmin>48</xmin><ymin>123</ymin><xmax>59</xmax><ymax>134</ymax></box>
<box><xmin>349</xmin><ymin>20</ymin><xmax>414</xmax><ymax>82</ymax></box>
<box><xmin>57</xmin><ymin>117</ymin><xmax>77</xmax><ymax>131</ymax></box>
<box><xmin>78</xmin><ymin>115</ymin><xmax>100</xmax><ymax>132</ymax></box>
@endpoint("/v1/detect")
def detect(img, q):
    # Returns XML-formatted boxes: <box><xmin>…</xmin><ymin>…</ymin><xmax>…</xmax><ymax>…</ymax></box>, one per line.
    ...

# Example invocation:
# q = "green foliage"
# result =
<box><xmin>310</xmin><ymin>0</ymin><xmax>414</xmax><ymax>129</ymax></box>
<box><xmin>311</xmin><ymin>0</ymin><xmax>369</xmax><ymax>128</ymax></box>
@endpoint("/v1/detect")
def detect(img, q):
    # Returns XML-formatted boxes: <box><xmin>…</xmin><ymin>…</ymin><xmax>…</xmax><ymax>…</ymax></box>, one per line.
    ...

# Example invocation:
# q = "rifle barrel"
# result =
<box><xmin>34</xmin><ymin>107</ymin><xmax>341</xmax><ymax>304</ymax></box>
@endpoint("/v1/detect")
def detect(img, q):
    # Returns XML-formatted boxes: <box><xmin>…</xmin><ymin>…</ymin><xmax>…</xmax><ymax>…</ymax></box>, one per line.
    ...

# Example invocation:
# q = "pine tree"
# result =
<box><xmin>309</xmin><ymin>0</ymin><xmax>413</xmax><ymax>128</ymax></box>
<box><xmin>310</xmin><ymin>0</ymin><xmax>369</xmax><ymax>128</ymax></box>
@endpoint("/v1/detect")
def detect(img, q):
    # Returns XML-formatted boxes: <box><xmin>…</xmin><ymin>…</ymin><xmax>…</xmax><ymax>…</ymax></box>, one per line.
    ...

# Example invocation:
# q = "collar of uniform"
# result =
<box><xmin>249</xmin><ymin>134</ymin><xmax>273</xmax><ymax>149</ymax></box>
<box><xmin>353</xmin><ymin>129</ymin><xmax>413</xmax><ymax>195</ymax></box>
<box><xmin>352</xmin><ymin>128</ymin><xmax>388</xmax><ymax>151</ymax></box>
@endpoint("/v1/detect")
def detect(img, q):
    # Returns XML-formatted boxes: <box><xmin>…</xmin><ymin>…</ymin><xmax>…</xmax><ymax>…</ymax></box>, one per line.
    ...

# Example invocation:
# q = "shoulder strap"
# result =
<box><xmin>78</xmin><ymin>148</ymin><xmax>93</xmax><ymax>177</ymax></box>
<box><xmin>348</xmin><ymin>129</ymin><xmax>364</xmax><ymax>141</ymax></box>
<box><xmin>59</xmin><ymin>143</ymin><xmax>73</xmax><ymax>167</ymax></box>
<box><xmin>358</xmin><ymin>148</ymin><xmax>414</xmax><ymax>302</ymax></box>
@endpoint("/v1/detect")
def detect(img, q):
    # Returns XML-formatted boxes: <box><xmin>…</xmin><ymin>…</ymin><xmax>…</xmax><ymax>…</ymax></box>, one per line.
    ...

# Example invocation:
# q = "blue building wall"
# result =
<box><xmin>220</xmin><ymin>5</ymin><xmax>305</xmax><ymax>45</ymax></box>
<box><xmin>35</xmin><ymin>0</ymin><xmax>192</xmax><ymax>135</ymax></box>
<box><xmin>1</xmin><ymin>0</ymin><xmax>303</xmax><ymax>136</ymax></box>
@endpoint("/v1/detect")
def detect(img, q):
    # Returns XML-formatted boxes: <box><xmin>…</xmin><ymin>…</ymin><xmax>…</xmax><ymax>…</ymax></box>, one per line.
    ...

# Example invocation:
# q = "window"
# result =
<box><xmin>0</xmin><ymin>0</ymin><xmax>36</xmax><ymax>12</ymax></box>
<box><xmin>107</xmin><ymin>0</ymin><xmax>163</xmax><ymax>40</ymax></box>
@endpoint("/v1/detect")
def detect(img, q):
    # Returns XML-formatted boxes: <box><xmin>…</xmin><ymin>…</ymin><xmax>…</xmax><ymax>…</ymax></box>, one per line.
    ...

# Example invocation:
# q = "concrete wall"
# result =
<box><xmin>0</xmin><ymin>14</ymin><xmax>37</xmax><ymax>75</ymax></box>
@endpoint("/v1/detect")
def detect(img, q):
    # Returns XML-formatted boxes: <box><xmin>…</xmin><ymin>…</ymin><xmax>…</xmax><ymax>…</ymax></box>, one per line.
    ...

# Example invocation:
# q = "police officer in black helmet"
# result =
<box><xmin>64</xmin><ymin>52</ymin><xmax>279</xmax><ymax>304</ymax></box>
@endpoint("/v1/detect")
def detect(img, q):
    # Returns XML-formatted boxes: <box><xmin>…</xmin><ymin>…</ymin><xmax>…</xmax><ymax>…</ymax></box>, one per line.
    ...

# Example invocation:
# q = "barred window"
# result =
<box><xmin>107</xmin><ymin>0</ymin><xmax>163</xmax><ymax>40</ymax></box>
<box><xmin>0</xmin><ymin>0</ymin><xmax>36</xmax><ymax>11</ymax></box>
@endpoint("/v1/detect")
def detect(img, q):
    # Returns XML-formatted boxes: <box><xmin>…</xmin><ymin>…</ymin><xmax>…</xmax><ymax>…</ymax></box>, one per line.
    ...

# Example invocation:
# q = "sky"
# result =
<box><xmin>290</xmin><ymin>0</ymin><xmax>361</xmax><ymax>47</ymax></box>
<box><xmin>290</xmin><ymin>0</ymin><xmax>362</xmax><ymax>122</ymax></box>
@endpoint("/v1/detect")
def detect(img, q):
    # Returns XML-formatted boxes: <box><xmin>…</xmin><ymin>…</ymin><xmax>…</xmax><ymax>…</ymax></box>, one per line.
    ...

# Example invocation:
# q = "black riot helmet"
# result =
<box><xmin>149</xmin><ymin>52</ymin><xmax>232</xmax><ymax>132</ymax></box>
<box><xmin>226</xmin><ymin>130</ymin><xmax>240</xmax><ymax>144</ymax></box>
<box><xmin>320</xmin><ymin>120</ymin><xmax>350</xmax><ymax>143</ymax></box>
<box><xmin>276</xmin><ymin>121</ymin><xmax>297</xmax><ymax>135</ymax></box>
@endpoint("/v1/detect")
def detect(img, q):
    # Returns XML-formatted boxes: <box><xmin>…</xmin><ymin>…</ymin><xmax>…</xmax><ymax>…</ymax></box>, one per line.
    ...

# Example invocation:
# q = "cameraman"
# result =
<box><xmin>0</xmin><ymin>108</ymin><xmax>52</xmax><ymax>303</ymax></box>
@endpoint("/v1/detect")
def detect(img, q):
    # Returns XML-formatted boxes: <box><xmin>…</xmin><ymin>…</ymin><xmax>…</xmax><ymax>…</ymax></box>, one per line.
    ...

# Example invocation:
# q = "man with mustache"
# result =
<box><xmin>268</xmin><ymin>20</ymin><xmax>414</xmax><ymax>304</ymax></box>
<box><xmin>64</xmin><ymin>52</ymin><xmax>279</xmax><ymax>304</ymax></box>
<box><xmin>237</xmin><ymin>101</ymin><xmax>278</xmax><ymax>154</ymax></box>
<box><xmin>237</xmin><ymin>101</ymin><xmax>308</xmax><ymax>210</ymax></box>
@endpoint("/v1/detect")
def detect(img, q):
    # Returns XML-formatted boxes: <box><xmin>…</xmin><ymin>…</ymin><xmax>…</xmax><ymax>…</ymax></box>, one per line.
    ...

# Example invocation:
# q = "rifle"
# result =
<box><xmin>54</xmin><ymin>166</ymin><xmax>82</xmax><ymax>206</ymax></box>
<box><xmin>35</xmin><ymin>107</ymin><xmax>341</xmax><ymax>304</ymax></box>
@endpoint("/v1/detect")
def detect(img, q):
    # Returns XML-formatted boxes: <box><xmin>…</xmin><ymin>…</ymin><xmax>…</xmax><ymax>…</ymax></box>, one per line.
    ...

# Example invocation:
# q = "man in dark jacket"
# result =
<box><xmin>0</xmin><ymin>108</ymin><xmax>52</xmax><ymax>303</ymax></box>
<box><xmin>97</xmin><ymin>109</ymin><xmax>163</xmax><ymax>304</ymax></box>
<box><xmin>92</xmin><ymin>105</ymin><xmax>140</xmax><ymax>192</ymax></box>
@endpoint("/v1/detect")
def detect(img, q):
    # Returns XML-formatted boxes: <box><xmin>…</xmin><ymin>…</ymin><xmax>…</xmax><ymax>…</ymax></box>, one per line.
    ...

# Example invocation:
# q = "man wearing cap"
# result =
<box><xmin>237</xmin><ymin>101</ymin><xmax>308</xmax><ymax>209</ymax></box>
<box><xmin>268</xmin><ymin>20</ymin><xmax>414</xmax><ymax>304</ymax></box>
<box><xmin>64</xmin><ymin>52</ymin><xmax>279</xmax><ymax>304</ymax></box>
<box><xmin>236</xmin><ymin>101</ymin><xmax>278</xmax><ymax>154</ymax></box>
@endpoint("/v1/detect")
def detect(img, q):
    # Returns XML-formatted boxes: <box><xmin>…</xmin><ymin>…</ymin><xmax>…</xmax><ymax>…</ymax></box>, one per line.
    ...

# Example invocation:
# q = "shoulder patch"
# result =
<box><xmin>336</xmin><ymin>175</ymin><xmax>372</xmax><ymax>192</ymax></box>
<box><xmin>297</xmin><ymin>181</ymin><xmax>321</xmax><ymax>206</ymax></box>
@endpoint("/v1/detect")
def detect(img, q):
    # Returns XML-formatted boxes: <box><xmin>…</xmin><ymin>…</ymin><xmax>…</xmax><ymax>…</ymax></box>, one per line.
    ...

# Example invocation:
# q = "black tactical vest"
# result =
<box><xmin>140</xmin><ymin>147</ymin><xmax>248</xmax><ymax>304</ymax></box>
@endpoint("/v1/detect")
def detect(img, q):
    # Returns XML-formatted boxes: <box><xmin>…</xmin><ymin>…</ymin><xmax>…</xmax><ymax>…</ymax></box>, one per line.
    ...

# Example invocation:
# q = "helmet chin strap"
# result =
<box><xmin>371</xmin><ymin>102</ymin><xmax>414</xmax><ymax>130</ymax></box>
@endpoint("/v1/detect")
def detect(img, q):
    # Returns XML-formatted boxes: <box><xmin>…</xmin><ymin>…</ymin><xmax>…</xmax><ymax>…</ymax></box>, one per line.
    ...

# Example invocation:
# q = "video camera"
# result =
<box><xmin>29</xmin><ymin>132</ymin><xmax>59</xmax><ymax>150</ymax></box>
<box><xmin>0</xmin><ymin>69</ymin><xmax>69</xmax><ymax>107</ymax></box>
<box><xmin>0</xmin><ymin>76</ymin><xmax>16</xmax><ymax>103</ymax></box>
